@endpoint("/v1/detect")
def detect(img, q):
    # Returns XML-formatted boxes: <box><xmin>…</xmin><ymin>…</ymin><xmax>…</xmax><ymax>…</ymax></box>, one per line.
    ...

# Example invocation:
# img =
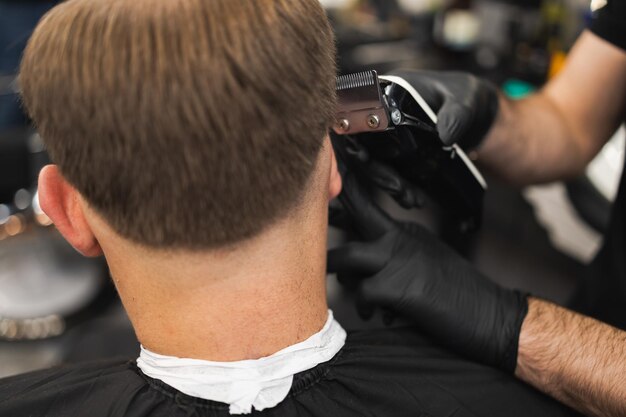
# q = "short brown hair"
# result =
<box><xmin>20</xmin><ymin>0</ymin><xmax>336</xmax><ymax>249</ymax></box>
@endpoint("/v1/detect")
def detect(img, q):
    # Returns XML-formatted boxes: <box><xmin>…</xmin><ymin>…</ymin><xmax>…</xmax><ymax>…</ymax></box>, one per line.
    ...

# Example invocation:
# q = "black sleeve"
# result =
<box><xmin>591</xmin><ymin>0</ymin><xmax>626</xmax><ymax>52</ymax></box>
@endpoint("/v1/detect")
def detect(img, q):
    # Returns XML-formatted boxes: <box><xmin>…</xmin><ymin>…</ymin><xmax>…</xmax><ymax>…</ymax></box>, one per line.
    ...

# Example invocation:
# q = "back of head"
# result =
<box><xmin>20</xmin><ymin>0</ymin><xmax>337</xmax><ymax>249</ymax></box>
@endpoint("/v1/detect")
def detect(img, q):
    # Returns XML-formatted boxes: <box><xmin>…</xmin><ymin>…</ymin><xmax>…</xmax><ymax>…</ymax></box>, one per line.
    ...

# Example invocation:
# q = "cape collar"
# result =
<box><xmin>137</xmin><ymin>310</ymin><xmax>346</xmax><ymax>415</ymax></box>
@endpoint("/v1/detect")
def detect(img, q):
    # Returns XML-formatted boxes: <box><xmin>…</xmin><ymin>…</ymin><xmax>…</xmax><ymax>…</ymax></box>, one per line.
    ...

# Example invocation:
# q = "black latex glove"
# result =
<box><xmin>389</xmin><ymin>69</ymin><xmax>499</xmax><ymax>150</ymax></box>
<box><xmin>342</xmin><ymin>136</ymin><xmax>425</xmax><ymax>210</ymax></box>
<box><xmin>328</xmin><ymin>172</ymin><xmax>529</xmax><ymax>373</ymax></box>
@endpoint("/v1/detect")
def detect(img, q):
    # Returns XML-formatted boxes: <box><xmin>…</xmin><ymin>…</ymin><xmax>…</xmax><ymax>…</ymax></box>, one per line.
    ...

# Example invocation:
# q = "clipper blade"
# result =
<box><xmin>334</xmin><ymin>70</ymin><xmax>389</xmax><ymax>135</ymax></box>
<box><xmin>336</xmin><ymin>70</ymin><xmax>377</xmax><ymax>91</ymax></box>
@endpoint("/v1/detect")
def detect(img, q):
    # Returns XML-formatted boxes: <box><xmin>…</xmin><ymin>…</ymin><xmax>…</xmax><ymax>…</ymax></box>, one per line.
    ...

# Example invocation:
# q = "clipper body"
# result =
<box><xmin>332</xmin><ymin>71</ymin><xmax>486</xmax><ymax>232</ymax></box>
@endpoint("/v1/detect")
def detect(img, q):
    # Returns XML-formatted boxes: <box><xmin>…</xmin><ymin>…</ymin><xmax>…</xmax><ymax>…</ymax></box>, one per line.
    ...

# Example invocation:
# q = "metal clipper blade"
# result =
<box><xmin>334</xmin><ymin>70</ymin><xmax>389</xmax><ymax>135</ymax></box>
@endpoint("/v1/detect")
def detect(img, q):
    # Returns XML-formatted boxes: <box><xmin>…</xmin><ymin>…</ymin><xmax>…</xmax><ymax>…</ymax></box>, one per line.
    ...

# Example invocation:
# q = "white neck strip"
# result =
<box><xmin>137</xmin><ymin>310</ymin><xmax>346</xmax><ymax>415</ymax></box>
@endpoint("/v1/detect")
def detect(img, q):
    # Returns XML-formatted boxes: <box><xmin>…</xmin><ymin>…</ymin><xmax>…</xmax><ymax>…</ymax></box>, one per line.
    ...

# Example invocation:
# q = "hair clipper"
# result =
<box><xmin>331</xmin><ymin>70</ymin><xmax>486</xmax><ymax>232</ymax></box>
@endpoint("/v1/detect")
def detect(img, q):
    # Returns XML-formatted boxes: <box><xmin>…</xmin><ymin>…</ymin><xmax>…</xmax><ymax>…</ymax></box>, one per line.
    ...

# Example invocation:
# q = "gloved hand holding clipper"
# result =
<box><xmin>327</xmin><ymin>167</ymin><xmax>529</xmax><ymax>373</ymax></box>
<box><xmin>329</xmin><ymin>17</ymin><xmax>626</xmax><ymax>415</ymax></box>
<box><xmin>387</xmin><ymin>69</ymin><xmax>500</xmax><ymax>150</ymax></box>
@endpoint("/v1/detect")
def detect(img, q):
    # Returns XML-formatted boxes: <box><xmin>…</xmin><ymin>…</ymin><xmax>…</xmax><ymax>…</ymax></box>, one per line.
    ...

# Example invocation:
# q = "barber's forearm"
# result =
<box><xmin>477</xmin><ymin>31</ymin><xmax>626</xmax><ymax>186</ymax></box>
<box><xmin>477</xmin><ymin>93</ymin><xmax>589</xmax><ymax>186</ymax></box>
<box><xmin>516</xmin><ymin>297</ymin><xmax>626</xmax><ymax>417</ymax></box>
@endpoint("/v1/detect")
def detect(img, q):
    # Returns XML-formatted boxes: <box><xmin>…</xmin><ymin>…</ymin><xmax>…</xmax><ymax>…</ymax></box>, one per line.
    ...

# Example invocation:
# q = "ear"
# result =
<box><xmin>327</xmin><ymin>138</ymin><xmax>343</xmax><ymax>200</ymax></box>
<box><xmin>38</xmin><ymin>165</ymin><xmax>103</xmax><ymax>257</ymax></box>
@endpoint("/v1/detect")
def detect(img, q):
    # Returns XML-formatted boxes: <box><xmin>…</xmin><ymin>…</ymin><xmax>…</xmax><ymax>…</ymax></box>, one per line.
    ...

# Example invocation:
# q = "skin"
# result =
<box><xmin>518</xmin><ymin>298</ymin><xmax>626</xmax><ymax>417</ymax></box>
<box><xmin>478</xmin><ymin>31</ymin><xmax>626</xmax><ymax>417</ymax></box>
<box><xmin>38</xmin><ymin>137</ymin><xmax>343</xmax><ymax>362</ymax></box>
<box><xmin>481</xmin><ymin>31</ymin><xmax>626</xmax><ymax>185</ymax></box>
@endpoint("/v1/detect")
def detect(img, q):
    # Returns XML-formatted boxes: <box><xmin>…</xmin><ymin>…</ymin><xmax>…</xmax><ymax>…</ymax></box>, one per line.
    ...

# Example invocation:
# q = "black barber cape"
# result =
<box><xmin>570</xmin><ymin>0</ymin><xmax>626</xmax><ymax>329</ymax></box>
<box><xmin>0</xmin><ymin>327</ymin><xmax>581</xmax><ymax>417</ymax></box>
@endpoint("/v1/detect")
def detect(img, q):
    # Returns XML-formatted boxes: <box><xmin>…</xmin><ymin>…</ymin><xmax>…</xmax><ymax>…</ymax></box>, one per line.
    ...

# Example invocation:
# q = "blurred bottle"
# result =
<box><xmin>546</xmin><ymin>0</ymin><xmax>588</xmax><ymax>79</ymax></box>
<box><xmin>540</xmin><ymin>0</ymin><xmax>567</xmax><ymax>54</ymax></box>
<box><xmin>514</xmin><ymin>0</ymin><xmax>564</xmax><ymax>83</ymax></box>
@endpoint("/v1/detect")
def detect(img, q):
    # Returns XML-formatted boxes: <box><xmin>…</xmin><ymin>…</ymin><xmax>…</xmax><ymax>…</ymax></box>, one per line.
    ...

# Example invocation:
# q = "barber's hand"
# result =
<box><xmin>328</xmin><ymin>173</ymin><xmax>528</xmax><ymax>373</ymax></box>
<box><xmin>389</xmin><ymin>69</ymin><xmax>499</xmax><ymax>150</ymax></box>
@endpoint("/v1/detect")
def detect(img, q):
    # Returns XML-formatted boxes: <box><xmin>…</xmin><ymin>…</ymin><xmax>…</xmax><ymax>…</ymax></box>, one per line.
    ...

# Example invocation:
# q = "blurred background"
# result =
<box><xmin>0</xmin><ymin>0</ymin><xmax>623</xmax><ymax>378</ymax></box>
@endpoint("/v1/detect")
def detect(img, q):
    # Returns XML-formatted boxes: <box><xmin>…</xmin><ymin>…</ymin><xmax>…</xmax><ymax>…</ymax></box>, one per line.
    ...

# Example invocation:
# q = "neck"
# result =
<box><xmin>100</xmin><ymin>214</ymin><xmax>329</xmax><ymax>362</ymax></box>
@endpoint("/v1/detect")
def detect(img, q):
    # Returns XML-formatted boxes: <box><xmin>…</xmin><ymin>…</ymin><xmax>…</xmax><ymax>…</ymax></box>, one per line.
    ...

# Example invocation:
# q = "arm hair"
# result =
<box><xmin>516</xmin><ymin>298</ymin><xmax>626</xmax><ymax>417</ymax></box>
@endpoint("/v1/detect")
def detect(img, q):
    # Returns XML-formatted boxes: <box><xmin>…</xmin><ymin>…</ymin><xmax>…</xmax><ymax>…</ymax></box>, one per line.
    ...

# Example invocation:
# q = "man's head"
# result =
<box><xmin>20</xmin><ymin>0</ymin><xmax>339</xmax><ymax>254</ymax></box>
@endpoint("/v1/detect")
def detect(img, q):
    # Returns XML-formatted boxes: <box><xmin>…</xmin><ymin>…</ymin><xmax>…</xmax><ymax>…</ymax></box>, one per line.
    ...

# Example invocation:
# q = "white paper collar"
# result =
<box><xmin>137</xmin><ymin>310</ymin><xmax>346</xmax><ymax>415</ymax></box>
